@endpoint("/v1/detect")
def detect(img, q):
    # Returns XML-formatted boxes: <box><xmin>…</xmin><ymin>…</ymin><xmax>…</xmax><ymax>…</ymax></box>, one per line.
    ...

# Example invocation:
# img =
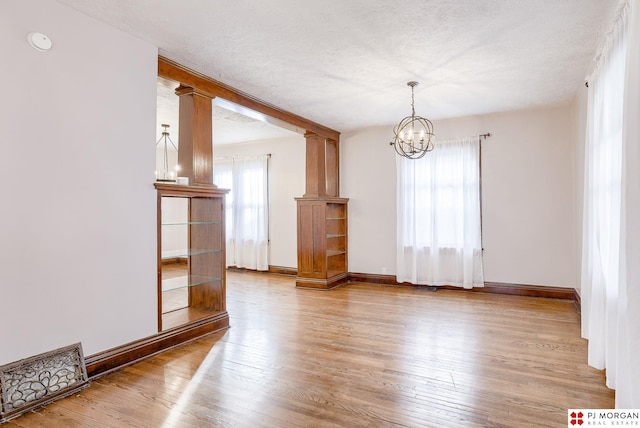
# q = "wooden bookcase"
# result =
<box><xmin>295</xmin><ymin>197</ymin><xmax>349</xmax><ymax>289</ymax></box>
<box><xmin>155</xmin><ymin>183</ymin><xmax>229</xmax><ymax>331</ymax></box>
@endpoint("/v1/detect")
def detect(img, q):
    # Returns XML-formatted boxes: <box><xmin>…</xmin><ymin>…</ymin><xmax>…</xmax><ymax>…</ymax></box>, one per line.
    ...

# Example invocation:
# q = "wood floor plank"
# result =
<box><xmin>5</xmin><ymin>271</ymin><xmax>613</xmax><ymax>427</ymax></box>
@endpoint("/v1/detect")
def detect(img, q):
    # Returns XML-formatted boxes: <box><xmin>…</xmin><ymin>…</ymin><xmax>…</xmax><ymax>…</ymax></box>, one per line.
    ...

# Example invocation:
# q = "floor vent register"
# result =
<box><xmin>0</xmin><ymin>343</ymin><xmax>89</xmax><ymax>423</ymax></box>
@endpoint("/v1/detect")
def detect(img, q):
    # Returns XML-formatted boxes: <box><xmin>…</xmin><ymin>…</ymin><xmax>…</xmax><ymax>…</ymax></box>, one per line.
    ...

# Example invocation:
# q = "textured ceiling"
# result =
<box><xmin>59</xmin><ymin>0</ymin><xmax>618</xmax><ymax>140</ymax></box>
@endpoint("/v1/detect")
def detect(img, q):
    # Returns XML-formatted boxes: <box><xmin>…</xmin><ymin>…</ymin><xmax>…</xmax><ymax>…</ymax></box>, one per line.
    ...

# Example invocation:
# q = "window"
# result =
<box><xmin>396</xmin><ymin>136</ymin><xmax>483</xmax><ymax>288</ymax></box>
<box><xmin>581</xmin><ymin>1</ymin><xmax>628</xmax><ymax>395</ymax></box>
<box><xmin>214</xmin><ymin>155</ymin><xmax>269</xmax><ymax>270</ymax></box>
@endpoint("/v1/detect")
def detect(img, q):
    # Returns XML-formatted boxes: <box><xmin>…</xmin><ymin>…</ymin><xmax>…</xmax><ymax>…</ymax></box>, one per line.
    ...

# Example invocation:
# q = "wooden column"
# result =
<box><xmin>295</xmin><ymin>197</ymin><xmax>348</xmax><ymax>290</ymax></box>
<box><xmin>175</xmin><ymin>85</ymin><xmax>214</xmax><ymax>186</ymax></box>
<box><xmin>325</xmin><ymin>138</ymin><xmax>339</xmax><ymax>198</ymax></box>
<box><xmin>297</xmin><ymin>132</ymin><xmax>347</xmax><ymax>289</ymax></box>
<box><xmin>304</xmin><ymin>132</ymin><xmax>327</xmax><ymax>197</ymax></box>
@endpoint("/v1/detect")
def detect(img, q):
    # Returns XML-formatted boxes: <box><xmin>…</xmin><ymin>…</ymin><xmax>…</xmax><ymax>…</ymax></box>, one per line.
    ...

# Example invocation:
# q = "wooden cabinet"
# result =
<box><xmin>295</xmin><ymin>197</ymin><xmax>348</xmax><ymax>289</ymax></box>
<box><xmin>155</xmin><ymin>183</ymin><xmax>229</xmax><ymax>332</ymax></box>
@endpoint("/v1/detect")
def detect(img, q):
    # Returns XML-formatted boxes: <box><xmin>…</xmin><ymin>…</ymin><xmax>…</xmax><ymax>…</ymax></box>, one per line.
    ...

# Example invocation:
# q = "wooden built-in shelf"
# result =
<box><xmin>295</xmin><ymin>197</ymin><xmax>348</xmax><ymax>289</ymax></box>
<box><xmin>155</xmin><ymin>183</ymin><xmax>229</xmax><ymax>332</ymax></box>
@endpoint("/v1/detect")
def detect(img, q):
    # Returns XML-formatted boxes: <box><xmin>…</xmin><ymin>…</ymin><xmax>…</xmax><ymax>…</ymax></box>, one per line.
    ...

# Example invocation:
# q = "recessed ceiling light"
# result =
<box><xmin>27</xmin><ymin>32</ymin><xmax>52</xmax><ymax>52</ymax></box>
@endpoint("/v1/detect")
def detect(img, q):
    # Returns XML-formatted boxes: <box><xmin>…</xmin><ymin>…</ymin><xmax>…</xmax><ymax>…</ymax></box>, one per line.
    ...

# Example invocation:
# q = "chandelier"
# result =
<box><xmin>155</xmin><ymin>123</ymin><xmax>179</xmax><ymax>182</ymax></box>
<box><xmin>390</xmin><ymin>81</ymin><xmax>435</xmax><ymax>159</ymax></box>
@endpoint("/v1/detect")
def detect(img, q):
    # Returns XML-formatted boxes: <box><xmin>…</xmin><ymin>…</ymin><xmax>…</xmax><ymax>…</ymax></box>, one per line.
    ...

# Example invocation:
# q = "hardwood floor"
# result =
<box><xmin>7</xmin><ymin>272</ymin><xmax>613</xmax><ymax>427</ymax></box>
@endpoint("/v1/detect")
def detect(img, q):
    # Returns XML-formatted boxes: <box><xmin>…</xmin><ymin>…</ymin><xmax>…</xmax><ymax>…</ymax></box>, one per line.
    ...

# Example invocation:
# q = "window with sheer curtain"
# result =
<box><xmin>396</xmin><ymin>136</ymin><xmax>483</xmax><ymax>289</ymax></box>
<box><xmin>581</xmin><ymin>0</ymin><xmax>640</xmax><ymax>408</ymax></box>
<box><xmin>214</xmin><ymin>155</ymin><xmax>269</xmax><ymax>271</ymax></box>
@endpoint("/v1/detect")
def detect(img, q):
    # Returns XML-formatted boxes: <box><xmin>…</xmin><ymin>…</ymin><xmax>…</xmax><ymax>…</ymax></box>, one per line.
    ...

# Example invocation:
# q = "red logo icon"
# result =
<box><xmin>570</xmin><ymin>411</ymin><xmax>584</xmax><ymax>425</ymax></box>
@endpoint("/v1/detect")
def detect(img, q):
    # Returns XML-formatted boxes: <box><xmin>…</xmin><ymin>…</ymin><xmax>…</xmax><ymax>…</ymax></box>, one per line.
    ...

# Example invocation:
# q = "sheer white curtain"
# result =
<box><xmin>214</xmin><ymin>155</ymin><xmax>269</xmax><ymax>271</ymax></box>
<box><xmin>618</xmin><ymin>0</ymin><xmax>640</xmax><ymax>408</ymax></box>
<box><xmin>213</xmin><ymin>158</ymin><xmax>234</xmax><ymax>267</ymax></box>
<box><xmin>582</xmin><ymin>0</ymin><xmax>639</xmax><ymax>407</ymax></box>
<box><xmin>396</xmin><ymin>136</ymin><xmax>483</xmax><ymax>289</ymax></box>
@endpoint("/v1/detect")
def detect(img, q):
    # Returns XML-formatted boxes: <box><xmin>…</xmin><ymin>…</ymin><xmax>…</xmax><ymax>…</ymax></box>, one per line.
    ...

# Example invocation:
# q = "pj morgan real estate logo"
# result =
<box><xmin>568</xmin><ymin>409</ymin><xmax>640</xmax><ymax>426</ymax></box>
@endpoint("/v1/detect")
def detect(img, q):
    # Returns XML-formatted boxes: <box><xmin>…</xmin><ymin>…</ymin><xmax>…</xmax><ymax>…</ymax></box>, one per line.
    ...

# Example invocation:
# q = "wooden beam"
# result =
<box><xmin>158</xmin><ymin>56</ymin><xmax>340</xmax><ymax>141</ymax></box>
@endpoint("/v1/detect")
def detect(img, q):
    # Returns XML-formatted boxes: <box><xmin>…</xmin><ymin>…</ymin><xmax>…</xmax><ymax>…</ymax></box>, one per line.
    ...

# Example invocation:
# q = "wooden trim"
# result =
<box><xmin>573</xmin><ymin>289</ymin><xmax>581</xmax><ymax>314</ymax></box>
<box><xmin>296</xmin><ymin>272</ymin><xmax>349</xmax><ymax>290</ymax></box>
<box><xmin>158</xmin><ymin>56</ymin><xmax>340</xmax><ymax>141</ymax></box>
<box><xmin>156</xmin><ymin>188</ymin><xmax>162</xmax><ymax>331</ymax></box>
<box><xmin>154</xmin><ymin>183</ymin><xmax>228</xmax><ymax>197</ymax></box>
<box><xmin>294</xmin><ymin>196</ymin><xmax>349</xmax><ymax>203</ymax></box>
<box><xmin>225</xmin><ymin>265</ymin><xmax>297</xmax><ymax>276</ymax></box>
<box><xmin>348</xmin><ymin>272</ymin><xmax>398</xmax><ymax>286</ymax></box>
<box><xmin>225</xmin><ymin>269</ymin><xmax>578</xmax><ymax>303</ymax></box>
<box><xmin>348</xmin><ymin>272</ymin><xmax>577</xmax><ymax>301</ymax></box>
<box><xmin>268</xmin><ymin>265</ymin><xmax>297</xmax><ymax>276</ymax></box>
<box><xmin>479</xmin><ymin>282</ymin><xmax>575</xmax><ymax>300</ymax></box>
<box><xmin>160</xmin><ymin>257</ymin><xmax>188</xmax><ymax>266</ymax></box>
<box><xmin>85</xmin><ymin>312</ymin><xmax>229</xmax><ymax>380</ymax></box>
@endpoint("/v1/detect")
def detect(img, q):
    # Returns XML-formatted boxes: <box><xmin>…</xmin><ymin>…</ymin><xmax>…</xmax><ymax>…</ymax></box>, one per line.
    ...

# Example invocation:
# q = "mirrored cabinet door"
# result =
<box><xmin>156</xmin><ymin>183</ymin><xmax>228</xmax><ymax>331</ymax></box>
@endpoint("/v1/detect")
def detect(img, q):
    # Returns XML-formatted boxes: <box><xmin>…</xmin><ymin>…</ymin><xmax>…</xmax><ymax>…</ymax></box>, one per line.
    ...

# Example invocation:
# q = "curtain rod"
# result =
<box><xmin>214</xmin><ymin>153</ymin><xmax>271</xmax><ymax>160</ymax></box>
<box><xmin>436</xmin><ymin>133</ymin><xmax>491</xmax><ymax>142</ymax></box>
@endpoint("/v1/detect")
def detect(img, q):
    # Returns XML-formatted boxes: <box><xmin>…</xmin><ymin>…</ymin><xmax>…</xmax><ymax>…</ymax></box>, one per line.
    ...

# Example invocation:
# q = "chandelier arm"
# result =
<box><xmin>167</xmin><ymin>136</ymin><xmax>178</xmax><ymax>152</ymax></box>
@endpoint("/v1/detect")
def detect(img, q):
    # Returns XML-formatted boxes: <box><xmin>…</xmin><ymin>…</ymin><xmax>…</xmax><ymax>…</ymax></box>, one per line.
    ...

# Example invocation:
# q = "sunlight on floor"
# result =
<box><xmin>161</xmin><ymin>346</ymin><xmax>220</xmax><ymax>427</ymax></box>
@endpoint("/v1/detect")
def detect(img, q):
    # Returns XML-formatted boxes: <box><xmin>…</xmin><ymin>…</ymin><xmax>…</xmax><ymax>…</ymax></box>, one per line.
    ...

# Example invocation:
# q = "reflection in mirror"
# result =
<box><xmin>156</xmin><ymin>77</ymin><xmax>180</xmax><ymax>182</ymax></box>
<box><xmin>160</xmin><ymin>196</ymin><xmax>188</xmax><ymax>315</ymax></box>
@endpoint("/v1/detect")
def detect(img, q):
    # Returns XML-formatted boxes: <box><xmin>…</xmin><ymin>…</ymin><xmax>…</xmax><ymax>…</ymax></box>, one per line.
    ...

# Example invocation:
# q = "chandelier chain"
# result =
<box><xmin>408</xmin><ymin>81</ymin><xmax>418</xmax><ymax>117</ymax></box>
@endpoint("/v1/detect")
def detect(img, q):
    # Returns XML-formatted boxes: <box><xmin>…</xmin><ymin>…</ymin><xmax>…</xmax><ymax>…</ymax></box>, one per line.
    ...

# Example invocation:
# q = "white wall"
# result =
<box><xmin>0</xmin><ymin>0</ymin><xmax>158</xmax><ymax>363</ymax></box>
<box><xmin>342</xmin><ymin>104</ymin><xmax>577</xmax><ymax>288</ymax></box>
<box><xmin>214</xmin><ymin>136</ymin><xmax>306</xmax><ymax>268</ymax></box>
<box><xmin>341</xmin><ymin>127</ymin><xmax>398</xmax><ymax>276</ymax></box>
